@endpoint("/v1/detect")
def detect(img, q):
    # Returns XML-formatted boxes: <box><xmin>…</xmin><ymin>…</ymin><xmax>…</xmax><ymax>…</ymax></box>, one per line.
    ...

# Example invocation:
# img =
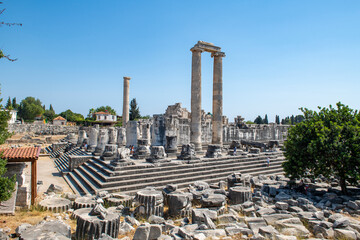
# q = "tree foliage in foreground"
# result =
<box><xmin>283</xmin><ymin>102</ymin><xmax>360</xmax><ymax>194</ymax></box>
<box><xmin>0</xmin><ymin>88</ymin><xmax>15</xmax><ymax>204</ymax></box>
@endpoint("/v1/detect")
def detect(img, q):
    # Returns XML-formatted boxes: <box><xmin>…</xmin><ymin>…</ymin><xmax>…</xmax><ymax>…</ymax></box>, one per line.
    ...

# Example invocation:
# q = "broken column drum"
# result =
<box><xmin>228</xmin><ymin>186</ymin><xmax>252</xmax><ymax>205</ymax></box>
<box><xmin>88</xmin><ymin>126</ymin><xmax>99</xmax><ymax>152</ymax></box>
<box><xmin>111</xmin><ymin>147</ymin><xmax>134</xmax><ymax>167</ymax></box>
<box><xmin>116</xmin><ymin>127</ymin><xmax>126</xmax><ymax>146</ymax></box>
<box><xmin>133</xmin><ymin>139</ymin><xmax>151</xmax><ymax>159</ymax></box>
<box><xmin>141</xmin><ymin>123</ymin><xmax>151</xmax><ymax>142</ymax></box>
<box><xmin>165</xmin><ymin>135</ymin><xmax>178</xmax><ymax>154</ymax></box>
<box><xmin>108</xmin><ymin>127</ymin><xmax>117</xmax><ymax>144</ymax></box>
<box><xmin>75</xmin><ymin>199</ymin><xmax>121</xmax><ymax>240</ymax></box>
<box><xmin>134</xmin><ymin>188</ymin><xmax>164</xmax><ymax>217</ymax></box>
<box><xmin>101</xmin><ymin>144</ymin><xmax>118</xmax><ymax>160</ymax></box>
<box><xmin>177</xmin><ymin>144</ymin><xmax>199</xmax><ymax>160</ymax></box>
<box><xmin>167</xmin><ymin>192</ymin><xmax>193</xmax><ymax>217</ymax></box>
<box><xmin>77</xmin><ymin>129</ymin><xmax>88</xmax><ymax>147</ymax></box>
<box><xmin>94</xmin><ymin>128</ymin><xmax>109</xmax><ymax>156</ymax></box>
<box><xmin>190</xmin><ymin>41</ymin><xmax>225</xmax><ymax>151</ymax></box>
<box><xmin>146</xmin><ymin>146</ymin><xmax>168</xmax><ymax>163</ymax></box>
<box><xmin>206</xmin><ymin>144</ymin><xmax>222</xmax><ymax>158</ymax></box>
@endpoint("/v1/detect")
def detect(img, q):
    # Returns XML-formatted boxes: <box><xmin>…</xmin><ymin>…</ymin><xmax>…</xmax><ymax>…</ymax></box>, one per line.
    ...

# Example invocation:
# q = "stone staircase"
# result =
<box><xmin>59</xmin><ymin>151</ymin><xmax>286</xmax><ymax>196</ymax></box>
<box><xmin>53</xmin><ymin>147</ymin><xmax>90</xmax><ymax>173</ymax></box>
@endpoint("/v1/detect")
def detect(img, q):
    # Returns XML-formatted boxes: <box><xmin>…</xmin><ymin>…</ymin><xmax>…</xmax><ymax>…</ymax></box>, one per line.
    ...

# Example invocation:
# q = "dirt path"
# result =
<box><xmin>24</xmin><ymin>156</ymin><xmax>73</xmax><ymax>195</ymax></box>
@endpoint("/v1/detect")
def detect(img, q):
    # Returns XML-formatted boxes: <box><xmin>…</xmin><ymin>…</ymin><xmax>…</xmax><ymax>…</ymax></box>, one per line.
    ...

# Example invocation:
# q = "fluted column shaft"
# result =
<box><xmin>190</xmin><ymin>47</ymin><xmax>203</xmax><ymax>151</ymax></box>
<box><xmin>122</xmin><ymin>77</ymin><xmax>131</xmax><ymax>127</ymax></box>
<box><xmin>211</xmin><ymin>52</ymin><xmax>225</xmax><ymax>145</ymax></box>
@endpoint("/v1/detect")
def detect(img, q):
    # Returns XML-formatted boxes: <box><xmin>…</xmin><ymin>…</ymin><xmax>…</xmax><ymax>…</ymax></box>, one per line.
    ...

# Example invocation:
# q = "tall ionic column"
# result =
<box><xmin>122</xmin><ymin>76</ymin><xmax>131</xmax><ymax>127</ymax></box>
<box><xmin>190</xmin><ymin>47</ymin><xmax>203</xmax><ymax>152</ymax></box>
<box><xmin>211</xmin><ymin>52</ymin><xmax>226</xmax><ymax>145</ymax></box>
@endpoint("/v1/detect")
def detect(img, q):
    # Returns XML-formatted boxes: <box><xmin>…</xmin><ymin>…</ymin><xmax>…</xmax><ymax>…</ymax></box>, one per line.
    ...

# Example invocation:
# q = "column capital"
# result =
<box><xmin>123</xmin><ymin>76</ymin><xmax>131</xmax><ymax>81</ymax></box>
<box><xmin>190</xmin><ymin>46</ymin><xmax>204</xmax><ymax>53</ymax></box>
<box><xmin>211</xmin><ymin>52</ymin><xmax>226</xmax><ymax>58</ymax></box>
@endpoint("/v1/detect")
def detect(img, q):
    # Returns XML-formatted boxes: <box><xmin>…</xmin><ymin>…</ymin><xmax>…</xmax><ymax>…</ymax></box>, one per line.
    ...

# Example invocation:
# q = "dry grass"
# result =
<box><xmin>0</xmin><ymin>208</ymin><xmax>77</xmax><ymax>235</ymax></box>
<box><xmin>117</xmin><ymin>229</ymin><xmax>136</xmax><ymax>239</ymax></box>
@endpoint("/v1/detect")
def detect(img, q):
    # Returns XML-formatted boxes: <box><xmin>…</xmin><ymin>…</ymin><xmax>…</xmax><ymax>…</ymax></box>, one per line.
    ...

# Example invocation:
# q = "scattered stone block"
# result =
<box><xmin>275</xmin><ymin>202</ymin><xmax>288</xmax><ymax>210</ymax></box>
<box><xmin>228</xmin><ymin>186</ymin><xmax>252</xmax><ymax>204</ymax></box>
<box><xmin>39</xmin><ymin>197</ymin><xmax>71</xmax><ymax>213</ymax></box>
<box><xmin>20</xmin><ymin>220</ymin><xmax>71</xmax><ymax>239</ymax></box>
<box><xmin>46</xmin><ymin>184</ymin><xmax>63</xmax><ymax>194</ymax></box>
<box><xmin>333</xmin><ymin>217</ymin><xmax>350</xmax><ymax>228</ymax></box>
<box><xmin>133</xmin><ymin>223</ymin><xmax>150</xmax><ymax>240</ymax></box>
<box><xmin>334</xmin><ymin>228</ymin><xmax>357</xmax><ymax>240</ymax></box>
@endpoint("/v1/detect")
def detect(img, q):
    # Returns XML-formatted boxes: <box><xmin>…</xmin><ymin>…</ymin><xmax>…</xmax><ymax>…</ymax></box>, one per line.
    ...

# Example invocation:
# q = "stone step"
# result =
<box><xmin>74</xmin><ymin>168</ymin><xmax>99</xmax><ymax>194</ymax></box>
<box><xmin>82</xmin><ymin>155</ymin><xmax>285</xmax><ymax>185</ymax></box>
<box><xmin>63</xmin><ymin>173</ymin><xmax>87</xmax><ymax>196</ymax></box>
<box><xmin>66</xmin><ymin>171</ymin><xmax>92</xmax><ymax>195</ymax></box>
<box><xmin>103</xmin><ymin>165</ymin><xmax>285</xmax><ymax>195</ymax></box>
<box><xmin>63</xmin><ymin>151</ymin><xmax>286</xmax><ymax>196</ymax></box>
<box><xmin>86</xmin><ymin>152</ymin><xmax>283</xmax><ymax>180</ymax></box>
<box><xmin>78</xmin><ymin>158</ymin><xmax>284</xmax><ymax>193</ymax></box>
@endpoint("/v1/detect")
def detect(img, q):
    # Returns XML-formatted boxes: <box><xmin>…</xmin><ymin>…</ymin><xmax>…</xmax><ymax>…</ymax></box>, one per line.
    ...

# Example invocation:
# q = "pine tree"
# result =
<box><xmin>264</xmin><ymin>114</ymin><xmax>269</xmax><ymax>124</ymax></box>
<box><xmin>290</xmin><ymin>115</ymin><xmax>295</xmax><ymax>125</ymax></box>
<box><xmin>275</xmin><ymin>115</ymin><xmax>280</xmax><ymax>124</ymax></box>
<box><xmin>5</xmin><ymin>97</ymin><xmax>12</xmax><ymax>110</ymax></box>
<box><xmin>254</xmin><ymin>115</ymin><xmax>263</xmax><ymax>124</ymax></box>
<box><xmin>129</xmin><ymin>98</ymin><xmax>141</xmax><ymax>120</ymax></box>
<box><xmin>11</xmin><ymin>97</ymin><xmax>18</xmax><ymax>110</ymax></box>
<box><xmin>49</xmin><ymin>104</ymin><xmax>54</xmax><ymax>113</ymax></box>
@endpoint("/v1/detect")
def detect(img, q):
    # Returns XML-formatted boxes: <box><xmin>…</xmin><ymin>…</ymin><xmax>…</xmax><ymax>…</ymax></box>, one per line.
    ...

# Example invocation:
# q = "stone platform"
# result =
<box><xmin>56</xmin><ymin>150</ymin><xmax>285</xmax><ymax>196</ymax></box>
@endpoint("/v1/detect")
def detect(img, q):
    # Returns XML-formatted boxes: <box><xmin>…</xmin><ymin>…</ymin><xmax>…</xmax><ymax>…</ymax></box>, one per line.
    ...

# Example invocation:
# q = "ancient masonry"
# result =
<box><xmin>190</xmin><ymin>41</ymin><xmax>226</xmax><ymax>151</ymax></box>
<box><xmin>46</xmin><ymin>41</ymin><xmax>291</xmax><ymax>197</ymax></box>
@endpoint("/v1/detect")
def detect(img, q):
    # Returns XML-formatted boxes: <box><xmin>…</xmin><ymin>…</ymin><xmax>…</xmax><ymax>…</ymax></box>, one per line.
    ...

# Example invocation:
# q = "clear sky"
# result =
<box><xmin>1</xmin><ymin>0</ymin><xmax>359</xmax><ymax>122</ymax></box>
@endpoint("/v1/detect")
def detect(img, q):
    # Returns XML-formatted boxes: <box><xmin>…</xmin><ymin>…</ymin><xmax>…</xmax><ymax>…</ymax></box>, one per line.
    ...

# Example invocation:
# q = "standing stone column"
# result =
<box><xmin>122</xmin><ymin>76</ymin><xmax>131</xmax><ymax>127</ymax></box>
<box><xmin>190</xmin><ymin>47</ymin><xmax>203</xmax><ymax>152</ymax></box>
<box><xmin>211</xmin><ymin>52</ymin><xmax>225</xmax><ymax>145</ymax></box>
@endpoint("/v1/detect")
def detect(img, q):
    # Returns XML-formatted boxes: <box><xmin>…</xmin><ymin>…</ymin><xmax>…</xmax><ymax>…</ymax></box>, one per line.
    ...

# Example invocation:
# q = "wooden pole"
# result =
<box><xmin>31</xmin><ymin>160</ymin><xmax>37</xmax><ymax>205</ymax></box>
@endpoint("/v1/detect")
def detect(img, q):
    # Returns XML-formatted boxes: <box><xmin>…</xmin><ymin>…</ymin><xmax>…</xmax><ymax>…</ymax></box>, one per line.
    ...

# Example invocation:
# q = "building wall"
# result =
<box><xmin>8</xmin><ymin>123</ymin><xmax>79</xmax><ymax>135</ymax></box>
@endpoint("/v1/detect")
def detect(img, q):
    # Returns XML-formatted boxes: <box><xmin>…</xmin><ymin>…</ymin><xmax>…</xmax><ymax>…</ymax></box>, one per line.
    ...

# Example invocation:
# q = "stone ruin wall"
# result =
<box><xmin>76</xmin><ymin>103</ymin><xmax>290</xmax><ymax>148</ymax></box>
<box><xmin>8</xmin><ymin>123</ymin><xmax>79</xmax><ymax>135</ymax></box>
<box><xmin>128</xmin><ymin>104</ymin><xmax>290</xmax><ymax>147</ymax></box>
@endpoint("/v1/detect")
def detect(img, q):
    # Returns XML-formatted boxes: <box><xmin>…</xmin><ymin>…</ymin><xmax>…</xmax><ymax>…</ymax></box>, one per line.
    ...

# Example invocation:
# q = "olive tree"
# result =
<box><xmin>283</xmin><ymin>102</ymin><xmax>360</xmax><ymax>194</ymax></box>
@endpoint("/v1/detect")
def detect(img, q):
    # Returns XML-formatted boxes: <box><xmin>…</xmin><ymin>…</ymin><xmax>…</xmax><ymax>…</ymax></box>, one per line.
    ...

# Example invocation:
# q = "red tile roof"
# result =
<box><xmin>53</xmin><ymin>116</ymin><xmax>66</xmax><ymax>121</ymax></box>
<box><xmin>0</xmin><ymin>147</ymin><xmax>41</xmax><ymax>161</ymax></box>
<box><xmin>94</xmin><ymin>112</ymin><xmax>111</xmax><ymax>115</ymax></box>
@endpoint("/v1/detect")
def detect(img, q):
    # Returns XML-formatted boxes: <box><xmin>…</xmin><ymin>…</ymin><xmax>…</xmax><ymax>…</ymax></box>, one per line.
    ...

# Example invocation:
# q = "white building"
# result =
<box><xmin>53</xmin><ymin>116</ymin><xmax>67</xmax><ymax>125</ymax></box>
<box><xmin>8</xmin><ymin>110</ymin><xmax>17</xmax><ymax>124</ymax></box>
<box><xmin>94</xmin><ymin>112</ymin><xmax>117</xmax><ymax>122</ymax></box>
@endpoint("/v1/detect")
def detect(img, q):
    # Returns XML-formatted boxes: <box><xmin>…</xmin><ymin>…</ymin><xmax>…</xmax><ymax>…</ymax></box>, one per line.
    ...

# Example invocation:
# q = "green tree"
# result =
<box><xmin>87</xmin><ymin>108</ymin><xmax>96</xmax><ymax>120</ymax></box>
<box><xmin>275</xmin><ymin>115</ymin><xmax>280</xmax><ymax>124</ymax></box>
<box><xmin>254</xmin><ymin>115</ymin><xmax>263</xmax><ymax>124</ymax></box>
<box><xmin>49</xmin><ymin>104</ymin><xmax>54</xmax><ymax>112</ymax></box>
<box><xmin>5</xmin><ymin>97</ymin><xmax>12</xmax><ymax>110</ymax></box>
<box><xmin>0</xmin><ymin>88</ymin><xmax>16</xmax><ymax>204</ymax></box>
<box><xmin>95</xmin><ymin>106</ymin><xmax>117</xmax><ymax>115</ymax></box>
<box><xmin>263</xmin><ymin>114</ymin><xmax>268</xmax><ymax>124</ymax></box>
<box><xmin>43</xmin><ymin>105</ymin><xmax>56</xmax><ymax>122</ymax></box>
<box><xmin>129</xmin><ymin>98</ymin><xmax>141</xmax><ymax>120</ymax></box>
<box><xmin>59</xmin><ymin>109</ymin><xmax>84</xmax><ymax>122</ymax></box>
<box><xmin>18</xmin><ymin>97</ymin><xmax>44</xmax><ymax>121</ymax></box>
<box><xmin>11</xmin><ymin>97</ymin><xmax>18</xmax><ymax>110</ymax></box>
<box><xmin>283</xmin><ymin>102</ymin><xmax>360</xmax><ymax>194</ymax></box>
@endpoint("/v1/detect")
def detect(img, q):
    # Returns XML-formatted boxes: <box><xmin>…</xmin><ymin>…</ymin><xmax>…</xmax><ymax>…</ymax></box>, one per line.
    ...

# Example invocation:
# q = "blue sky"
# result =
<box><xmin>1</xmin><ymin>1</ymin><xmax>359</xmax><ymax>122</ymax></box>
